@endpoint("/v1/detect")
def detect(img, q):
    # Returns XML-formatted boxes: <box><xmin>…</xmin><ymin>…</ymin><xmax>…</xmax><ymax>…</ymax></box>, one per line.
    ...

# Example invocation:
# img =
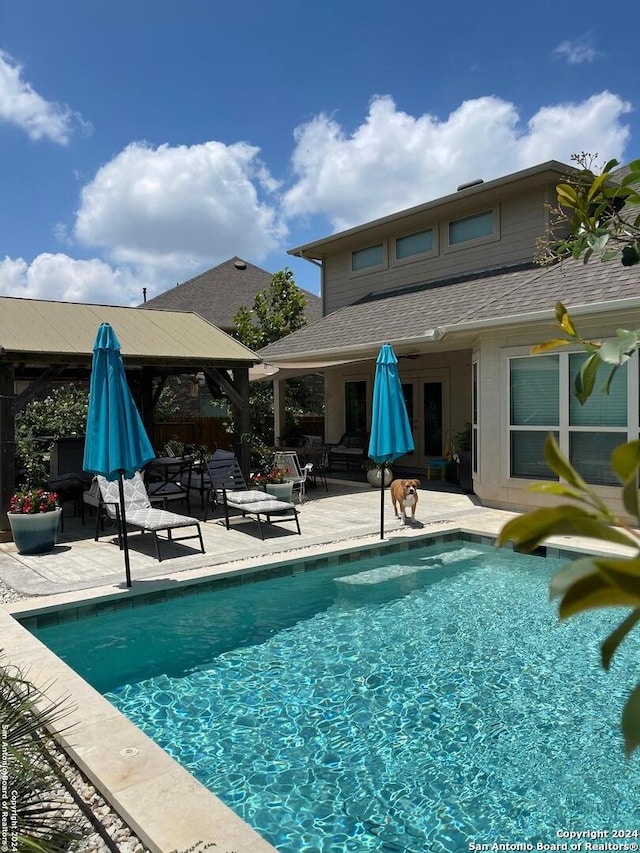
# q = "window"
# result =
<box><xmin>509</xmin><ymin>355</ymin><xmax>559</xmax><ymax>480</ymax></box>
<box><xmin>351</xmin><ymin>243</ymin><xmax>384</xmax><ymax>272</ymax></box>
<box><xmin>508</xmin><ymin>351</ymin><xmax>631</xmax><ymax>486</ymax></box>
<box><xmin>449</xmin><ymin>210</ymin><xmax>494</xmax><ymax>245</ymax></box>
<box><xmin>395</xmin><ymin>228</ymin><xmax>433</xmax><ymax>260</ymax></box>
<box><xmin>345</xmin><ymin>381</ymin><xmax>367</xmax><ymax>435</ymax></box>
<box><xmin>568</xmin><ymin>352</ymin><xmax>627</xmax><ymax>485</ymax></box>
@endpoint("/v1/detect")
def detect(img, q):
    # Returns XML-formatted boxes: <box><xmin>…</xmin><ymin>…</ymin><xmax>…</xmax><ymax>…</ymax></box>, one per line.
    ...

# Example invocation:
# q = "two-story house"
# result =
<box><xmin>258</xmin><ymin>160</ymin><xmax>640</xmax><ymax>516</ymax></box>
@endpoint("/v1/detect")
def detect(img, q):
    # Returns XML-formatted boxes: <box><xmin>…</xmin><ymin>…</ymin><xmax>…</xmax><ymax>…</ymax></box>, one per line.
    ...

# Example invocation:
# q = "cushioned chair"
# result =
<box><xmin>273</xmin><ymin>450</ymin><xmax>309</xmax><ymax>503</ymax></box>
<box><xmin>95</xmin><ymin>472</ymin><xmax>205</xmax><ymax>561</ymax></box>
<box><xmin>204</xmin><ymin>450</ymin><xmax>301</xmax><ymax>539</ymax></box>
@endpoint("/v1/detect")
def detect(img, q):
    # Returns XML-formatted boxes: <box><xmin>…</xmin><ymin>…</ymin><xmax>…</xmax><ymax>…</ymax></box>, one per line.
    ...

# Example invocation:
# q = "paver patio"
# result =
<box><xmin>0</xmin><ymin>477</ymin><xmax>500</xmax><ymax>597</ymax></box>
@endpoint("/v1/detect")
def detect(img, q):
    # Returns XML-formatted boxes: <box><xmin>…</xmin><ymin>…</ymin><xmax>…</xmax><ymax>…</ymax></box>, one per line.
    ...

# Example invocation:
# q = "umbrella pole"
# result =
<box><xmin>380</xmin><ymin>461</ymin><xmax>385</xmax><ymax>540</ymax></box>
<box><xmin>117</xmin><ymin>471</ymin><xmax>132</xmax><ymax>588</ymax></box>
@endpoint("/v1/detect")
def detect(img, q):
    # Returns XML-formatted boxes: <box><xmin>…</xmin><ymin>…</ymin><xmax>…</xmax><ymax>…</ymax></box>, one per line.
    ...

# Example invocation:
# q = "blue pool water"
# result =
<box><xmin>32</xmin><ymin>540</ymin><xmax>640</xmax><ymax>852</ymax></box>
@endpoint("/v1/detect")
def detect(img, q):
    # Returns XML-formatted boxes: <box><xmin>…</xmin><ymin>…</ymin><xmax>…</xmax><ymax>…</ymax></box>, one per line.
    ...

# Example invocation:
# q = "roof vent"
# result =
<box><xmin>234</xmin><ymin>259</ymin><xmax>247</xmax><ymax>270</ymax></box>
<box><xmin>457</xmin><ymin>179</ymin><xmax>484</xmax><ymax>191</ymax></box>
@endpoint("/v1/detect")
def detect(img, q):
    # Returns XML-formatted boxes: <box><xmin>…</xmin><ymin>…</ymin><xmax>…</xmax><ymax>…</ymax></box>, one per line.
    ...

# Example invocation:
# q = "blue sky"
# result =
<box><xmin>0</xmin><ymin>0</ymin><xmax>636</xmax><ymax>305</ymax></box>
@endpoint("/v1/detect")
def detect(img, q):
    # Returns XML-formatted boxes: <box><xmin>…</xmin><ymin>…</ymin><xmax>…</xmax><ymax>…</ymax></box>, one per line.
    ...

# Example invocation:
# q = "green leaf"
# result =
<box><xmin>621</xmin><ymin>168</ymin><xmax>640</xmax><ymax>186</ymax></box>
<box><xmin>497</xmin><ymin>505</ymin><xmax>634</xmax><ymax>553</ymax></box>
<box><xmin>528</xmin><ymin>482</ymin><xmax>587</xmax><ymax>501</ymax></box>
<box><xmin>601</xmin><ymin>610</ymin><xmax>640</xmax><ymax>671</ymax></box>
<box><xmin>549</xmin><ymin>557</ymin><xmax>601</xmax><ymax>598</ymax></box>
<box><xmin>586</xmin><ymin>233</ymin><xmax>610</xmax><ymax>256</ymax></box>
<box><xmin>555</xmin><ymin>303</ymin><xmax>577</xmax><ymax>337</ymax></box>
<box><xmin>575</xmin><ymin>352</ymin><xmax>601</xmax><ymax>403</ymax></box>
<box><xmin>599</xmin><ymin>337</ymin><xmax>636</xmax><ymax>366</ymax></box>
<box><xmin>594</xmin><ymin>555</ymin><xmax>640</xmax><ymax>576</ymax></box>
<box><xmin>530</xmin><ymin>339</ymin><xmax>573</xmax><ymax>354</ymax></box>
<box><xmin>558</xmin><ymin>573</ymin><xmax>640</xmax><ymax>619</ymax></box>
<box><xmin>622</xmin><ymin>475</ymin><xmax>640</xmax><ymax>522</ymax></box>
<box><xmin>622</xmin><ymin>683</ymin><xmax>640</xmax><ymax>756</ymax></box>
<box><xmin>610</xmin><ymin>441</ymin><xmax>640</xmax><ymax>519</ymax></box>
<box><xmin>611</xmin><ymin>440</ymin><xmax>640</xmax><ymax>481</ymax></box>
<box><xmin>543</xmin><ymin>434</ymin><xmax>589</xmax><ymax>492</ymax></box>
<box><xmin>557</xmin><ymin>183</ymin><xmax>579</xmax><ymax>207</ymax></box>
<box><xmin>587</xmin><ymin>171</ymin><xmax>610</xmax><ymax>201</ymax></box>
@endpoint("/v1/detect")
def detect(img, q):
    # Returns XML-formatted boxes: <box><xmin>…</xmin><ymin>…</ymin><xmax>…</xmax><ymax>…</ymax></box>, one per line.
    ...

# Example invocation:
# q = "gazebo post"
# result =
<box><xmin>234</xmin><ymin>367</ymin><xmax>251</xmax><ymax>479</ymax></box>
<box><xmin>0</xmin><ymin>363</ymin><xmax>16</xmax><ymax>539</ymax></box>
<box><xmin>141</xmin><ymin>366</ymin><xmax>156</xmax><ymax>451</ymax></box>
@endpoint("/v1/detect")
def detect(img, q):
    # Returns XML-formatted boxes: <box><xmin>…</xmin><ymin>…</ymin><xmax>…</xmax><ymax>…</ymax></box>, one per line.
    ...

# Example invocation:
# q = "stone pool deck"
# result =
<box><xmin>1</xmin><ymin>479</ymin><xmax>632</xmax><ymax>853</ymax></box>
<box><xmin>0</xmin><ymin>477</ymin><xmax>495</xmax><ymax>597</ymax></box>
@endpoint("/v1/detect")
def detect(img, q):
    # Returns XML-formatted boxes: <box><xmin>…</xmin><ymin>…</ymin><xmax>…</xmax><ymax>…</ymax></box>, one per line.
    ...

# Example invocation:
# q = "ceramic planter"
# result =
<box><xmin>366</xmin><ymin>468</ymin><xmax>393</xmax><ymax>488</ymax></box>
<box><xmin>265</xmin><ymin>482</ymin><xmax>294</xmax><ymax>501</ymax></box>
<box><xmin>8</xmin><ymin>508</ymin><xmax>62</xmax><ymax>555</ymax></box>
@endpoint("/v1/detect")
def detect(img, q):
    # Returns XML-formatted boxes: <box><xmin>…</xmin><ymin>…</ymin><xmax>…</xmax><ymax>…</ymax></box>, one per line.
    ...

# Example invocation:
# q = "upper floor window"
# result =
<box><xmin>351</xmin><ymin>243</ymin><xmax>384</xmax><ymax>272</ymax></box>
<box><xmin>448</xmin><ymin>210</ymin><xmax>494</xmax><ymax>246</ymax></box>
<box><xmin>395</xmin><ymin>228</ymin><xmax>433</xmax><ymax>260</ymax></box>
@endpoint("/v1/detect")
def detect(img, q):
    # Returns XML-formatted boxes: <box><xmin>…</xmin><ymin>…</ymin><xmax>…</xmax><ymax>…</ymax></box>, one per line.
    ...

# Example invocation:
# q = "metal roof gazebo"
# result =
<box><xmin>0</xmin><ymin>296</ymin><xmax>261</xmax><ymax>537</ymax></box>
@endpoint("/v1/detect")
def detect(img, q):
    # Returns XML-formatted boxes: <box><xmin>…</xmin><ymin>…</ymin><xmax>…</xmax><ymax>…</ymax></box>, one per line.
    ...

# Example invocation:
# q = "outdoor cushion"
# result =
<box><xmin>125</xmin><ymin>508</ymin><xmax>201</xmax><ymax>531</ymax></box>
<box><xmin>226</xmin><ymin>498</ymin><xmax>296</xmax><ymax>513</ymax></box>
<box><xmin>225</xmin><ymin>489</ymin><xmax>273</xmax><ymax>505</ymax></box>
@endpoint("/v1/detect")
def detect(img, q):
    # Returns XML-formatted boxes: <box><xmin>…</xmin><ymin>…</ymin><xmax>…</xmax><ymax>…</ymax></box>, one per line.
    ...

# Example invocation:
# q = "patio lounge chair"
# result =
<box><xmin>204</xmin><ymin>450</ymin><xmax>301</xmax><ymax>540</ymax></box>
<box><xmin>95</xmin><ymin>472</ymin><xmax>205</xmax><ymax>561</ymax></box>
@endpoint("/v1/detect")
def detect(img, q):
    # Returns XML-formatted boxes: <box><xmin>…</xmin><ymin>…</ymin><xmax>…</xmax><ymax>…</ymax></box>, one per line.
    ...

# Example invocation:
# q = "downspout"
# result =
<box><xmin>291</xmin><ymin>250</ymin><xmax>325</xmax><ymax>315</ymax></box>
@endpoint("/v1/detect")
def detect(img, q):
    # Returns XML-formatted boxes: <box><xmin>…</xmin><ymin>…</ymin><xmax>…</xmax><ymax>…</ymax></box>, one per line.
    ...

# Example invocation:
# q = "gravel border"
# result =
<box><xmin>1</xmin><ymin>577</ymin><xmax>150</xmax><ymax>853</ymax></box>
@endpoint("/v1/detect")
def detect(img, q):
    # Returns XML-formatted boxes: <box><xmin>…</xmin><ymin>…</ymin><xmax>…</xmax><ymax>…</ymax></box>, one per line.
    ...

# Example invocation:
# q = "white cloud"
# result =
<box><xmin>0</xmin><ymin>50</ymin><xmax>89</xmax><ymax>144</ymax></box>
<box><xmin>553</xmin><ymin>36</ymin><xmax>599</xmax><ymax>65</ymax></box>
<box><xmin>0</xmin><ymin>254</ymin><xmax>143</xmax><ymax>305</ymax></box>
<box><xmin>282</xmin><ymin>92</ymin><xmax>632</xmax><ymax>231</ymax></box>
<box><xmin>74</xmin><ymin>140</ymin><xmax>286</xmax><ymax>277</ymax></box>
<box><xmin>4</xmin><ymin>89</ymin><xmax>633</xmax><ymax>306</ymax></box>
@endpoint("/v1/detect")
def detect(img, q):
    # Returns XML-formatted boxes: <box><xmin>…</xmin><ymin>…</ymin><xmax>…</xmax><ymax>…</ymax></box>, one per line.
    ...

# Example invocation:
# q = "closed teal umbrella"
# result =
<box><xmin>83</xmin><ymin>323</ymin><xmax>155</xmax><ymax>586</ymax></box>
<box><xmin>368</xmin><ymin>343</ymin><xmax>414</xmax><ymax>539</ymax></box>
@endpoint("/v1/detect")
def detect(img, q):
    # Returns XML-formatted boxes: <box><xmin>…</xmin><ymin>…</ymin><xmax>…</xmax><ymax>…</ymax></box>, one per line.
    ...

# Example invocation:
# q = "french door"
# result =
<box><xmin>399</xmin><ymin>372</ymin><xmax>450</xmax><ymax>468</ymax></box>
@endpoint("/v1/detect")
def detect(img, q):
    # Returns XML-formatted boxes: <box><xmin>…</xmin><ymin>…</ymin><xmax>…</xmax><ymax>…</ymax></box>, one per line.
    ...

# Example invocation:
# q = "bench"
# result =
<box><xmin>328</xmin><ymin>433</ymin><xmax>369</xmax><ymax>471</ymax></box>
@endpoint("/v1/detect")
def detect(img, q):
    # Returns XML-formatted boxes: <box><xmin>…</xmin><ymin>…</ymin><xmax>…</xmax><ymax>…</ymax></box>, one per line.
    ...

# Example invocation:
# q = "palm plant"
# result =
<box><xmin>1</xmin><ymin>654</ymin><xmax>86</xmax><ymax>851</ymax></box>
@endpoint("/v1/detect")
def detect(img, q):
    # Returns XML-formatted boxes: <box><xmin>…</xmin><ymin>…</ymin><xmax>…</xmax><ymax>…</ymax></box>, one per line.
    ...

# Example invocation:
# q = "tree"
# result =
<box><xmin>16</xmin><ymin>386</ymin><xmax>89</xmax><ymax>485</ymax></box>
<box><xmin>498</xmin><ymin>155</ymin><xmax>640</xmax><ymax>755</ymax></box>
<box><xmin>536</xmin><ymin>153</ymin><xmax>640</xmax><ymax>269</ymax></box>
<box><xmin>233</xmin><ymin>268</ymin><xmax>309</xmax><ymax>351</ymax></box>
<box><xmin>232</xmin><ymin>268</ymin><xmax>321</xmax><ymax>445</ymax></box>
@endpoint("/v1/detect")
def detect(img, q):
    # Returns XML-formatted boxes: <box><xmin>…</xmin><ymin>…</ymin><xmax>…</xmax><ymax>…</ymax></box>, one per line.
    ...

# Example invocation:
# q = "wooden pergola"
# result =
<box><xmin>0</xmin><ymin>297</ymin><xmax>261</xmax><ymax>536</ymax></box>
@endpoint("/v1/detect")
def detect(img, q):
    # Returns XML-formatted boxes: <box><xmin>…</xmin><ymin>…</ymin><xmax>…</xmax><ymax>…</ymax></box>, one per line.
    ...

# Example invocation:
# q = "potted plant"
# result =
<box><xmin>7</xmin><ymin>486</ymin><xmax>62</xmax><ymax>554</ymax></box>
<box><xmin>362</xmin><ymin>459</ymin><xmax>393</xmax><ymax>488</ymax></box>
<box><xmin>250</xmin><ymin>467</ymin><xmax>293</xmax><ymax>501</ymax></box>
<box><xmin>455</xmin><ymin>422</ymin><xmax>474</xmax><ymax>494</ymax></box>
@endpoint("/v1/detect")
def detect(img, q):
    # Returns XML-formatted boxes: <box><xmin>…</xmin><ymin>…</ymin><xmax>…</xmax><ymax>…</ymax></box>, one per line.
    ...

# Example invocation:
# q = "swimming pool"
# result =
<box><xmin>30</xmin><ymin>537</ymin><xmax>640</xmax><ymax>852</ymax></box>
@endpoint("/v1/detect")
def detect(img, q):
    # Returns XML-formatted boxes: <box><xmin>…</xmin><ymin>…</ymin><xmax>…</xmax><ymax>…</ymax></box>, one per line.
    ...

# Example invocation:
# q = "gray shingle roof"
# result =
<box><xmin>258</xmin><ymin>260</ymin><xmax>640</xmax><ymax>360</ymax></box>
<box><xmin>141</xmin><ymin>257</ymin><xmax>322</xmax><ymax>331</ymax></box>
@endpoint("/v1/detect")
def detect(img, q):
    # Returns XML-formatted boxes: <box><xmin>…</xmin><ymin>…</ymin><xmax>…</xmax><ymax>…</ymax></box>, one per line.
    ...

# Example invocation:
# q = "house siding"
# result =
<box><xmin>324</xmin><ymin>186</ymin><xmax>552</xmax><ymax>314</ymax></box>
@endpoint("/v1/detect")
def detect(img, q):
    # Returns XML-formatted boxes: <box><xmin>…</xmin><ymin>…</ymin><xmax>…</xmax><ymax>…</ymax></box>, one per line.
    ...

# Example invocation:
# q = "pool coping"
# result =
<box><xmin>2</xmin><ymin>523</ymin><xmax>629</xmax><ymax>852</ymax></box>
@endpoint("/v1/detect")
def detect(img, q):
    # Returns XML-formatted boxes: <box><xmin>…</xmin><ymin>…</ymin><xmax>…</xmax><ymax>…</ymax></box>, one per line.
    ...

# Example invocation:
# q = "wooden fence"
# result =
<box><xmin>154</xmin><ymin>418</ymin><xmax>232</xmax><ymax>452</ymax></box>
<box><xmin>154</xmin><ymin>415</ymin><xmax>325</xmax><ymax>453</ymax></box>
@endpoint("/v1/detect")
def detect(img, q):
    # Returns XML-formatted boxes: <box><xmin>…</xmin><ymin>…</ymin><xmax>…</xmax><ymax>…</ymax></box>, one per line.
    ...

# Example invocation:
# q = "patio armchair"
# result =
<box><xmin>95</xmin><ymin>472</ymin><xmax>205</xmax><ymax>561</ymax></box>
<box><xmin>273</xmin><ymin>450</ymin><xmax>309</xmax><ymax>503</ymax></box>
<box><xmin>327</xmin><ymin>432</ymin><xmax>369</xmax><ymax>471</ymax></box>
<box><xmin>203</xmin><ymin>449</ymin><xmax>301</xmax><ymax>540</ymax></box>
<box><xmin>145</xmin><ymin>456</ymin><xmax>193</xmax><ymax>513</ymax></box>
